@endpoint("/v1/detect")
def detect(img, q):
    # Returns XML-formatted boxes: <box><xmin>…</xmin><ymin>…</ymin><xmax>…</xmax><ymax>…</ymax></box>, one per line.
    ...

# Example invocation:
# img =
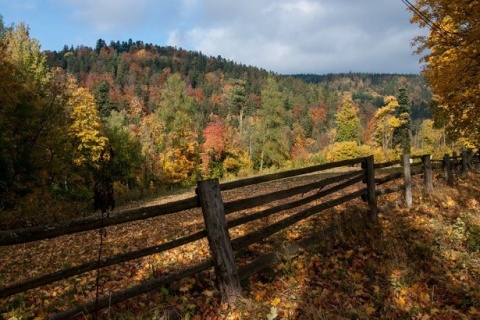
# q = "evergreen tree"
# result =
<box><xmin>255</xmin><ymin>77</ymin><xmax>290</xmax><ymax>170</ymax></box>
<box><xmin>94</xmin><ymin>80</ymin><xmax>115</xmax><ymax>118</ymax></box>
<box><xmin>393</xmin><ymin>88</ymin><xmax>412</xmax><ymax>154</ymax></box>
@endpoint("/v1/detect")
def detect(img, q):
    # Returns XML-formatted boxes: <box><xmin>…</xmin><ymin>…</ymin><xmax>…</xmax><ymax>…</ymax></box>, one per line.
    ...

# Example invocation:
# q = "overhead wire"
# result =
<box><xmin>401</xmin><ymin>0</ymin><xmax>461</xmax><ymax>36</ymax></box>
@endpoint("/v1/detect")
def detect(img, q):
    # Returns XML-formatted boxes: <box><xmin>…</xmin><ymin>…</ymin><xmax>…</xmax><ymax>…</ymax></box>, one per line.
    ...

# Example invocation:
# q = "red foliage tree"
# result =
<box><xmin>202</xmin><ymin>116</ymin><xmax>227</xmax><ymax>160</ymax></box>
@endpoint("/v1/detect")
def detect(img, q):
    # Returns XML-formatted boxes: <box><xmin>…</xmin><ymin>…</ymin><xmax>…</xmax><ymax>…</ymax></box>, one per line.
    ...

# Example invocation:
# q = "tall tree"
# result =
<box><xmin>393</xmin><ymin>88</ymin><xmax>412</xmax><ymax>154</ymax></box>
<box><xmin>94</xmin><ymin>80</ymin><xmax>115</xmax><ymax>118</ymax></box>
<box><xmin>104</xmin><ymin>110</ymin><xmax>142</xmax><ymax>188</ymax></box>
<box><xmin>67</xmin><ymin>87</ymin><xmax>108</xmax><ymax>167</ymax></box>
<box><xmin>334</xmin><ymin>98</ymin><xmax>362</xmax><ymax>143</ymax></box>
<box><xmin>408</xmin><ymin>0</ymin><xmax>480</xmax><ymax>141</ymax></box>
<box><xmin>226</xmin><ymin>78</ymin><xmax>247</xmax><ymax>134</ymax></box>
<box><xmin>0</xmin><ymin>22</ymin><xmax>65</xmax><ymax>208</ymax></box>
<box><xmin>255</xmin><ymin>77</ymin><xmax>290</xmax><ymax>170</ymax></box>
<box><xmin>156</xmin><ymin>74</ymin><xmax>198</xmax><ymax>184</ymax></box>
<box><xmin>373</xmin><ymin>96</ymin><xmax>402</xmax><ymax>155</ymax></box>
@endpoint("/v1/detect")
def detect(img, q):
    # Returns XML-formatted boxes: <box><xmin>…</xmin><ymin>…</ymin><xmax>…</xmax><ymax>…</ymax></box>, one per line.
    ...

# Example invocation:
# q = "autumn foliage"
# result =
<box><xmin>409</xmin><ymin>0</ymin><xmax>480</xmax><ymax>142</ymax></box>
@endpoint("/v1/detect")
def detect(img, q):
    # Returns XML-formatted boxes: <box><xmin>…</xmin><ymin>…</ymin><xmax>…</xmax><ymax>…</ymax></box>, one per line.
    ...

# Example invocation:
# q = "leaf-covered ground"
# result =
<box><xmin>1</xmin><ymin>171</ymin><xmax>480</xmax><ymax>319</ymax></box>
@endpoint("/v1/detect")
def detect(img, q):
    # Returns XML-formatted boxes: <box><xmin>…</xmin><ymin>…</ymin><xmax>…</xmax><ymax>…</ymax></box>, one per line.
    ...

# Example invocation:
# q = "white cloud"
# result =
<box><xmin>61</xmin><ymin>0</ymin><xmax>152</xmax><ymax>32</ymax></box>
<box><xmin>167</xmin><ymin>0</ymin><xmax>425</xmax><ymax>74</ymax></box>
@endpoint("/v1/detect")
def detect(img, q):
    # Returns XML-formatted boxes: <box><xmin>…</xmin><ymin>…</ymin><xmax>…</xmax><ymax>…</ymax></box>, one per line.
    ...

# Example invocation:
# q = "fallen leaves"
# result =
<box><xmin>2</xmin><ymin>171</ymin><xmax>480</xmax><ymax>319</ymax></box>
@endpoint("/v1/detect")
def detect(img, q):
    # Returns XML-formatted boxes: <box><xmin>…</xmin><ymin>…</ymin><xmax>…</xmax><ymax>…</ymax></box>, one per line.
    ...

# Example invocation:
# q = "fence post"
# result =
<box><xmin>452</xmin><ymin>151</ymin><xmax>458</xmax><ymax>175</ymax></box>
<box><xmin>362</xmin><ymin>155</ymin><xmax>377</xmax><ymax>222</ymax></box>
<box><xmin>467</xmin><ymin>149</ymin><xmax>474</xmax><ymax>170</ymax></box>
<box><xmin>197</xmin><ymin>179</ymin><xmax>242</xmax><ymax>302</ymax></box>
<box><xmin>402</xmin><ymin>154</ymin><xmax>413</xmax><ymax>208</ymax></box>
<box><xmin>443</xmin><ymin>154</ymin><xmax>453</xmax><ymax>185</ymax></box>
<box><xmin>461</xmin><ymin>150</ymin><xmax>468</xmax><ymax>179</ymax></box>
<box><xmin>422</xmin><ymin>154</ymin><xmax>433</xmax><ymax>194</ymax></box>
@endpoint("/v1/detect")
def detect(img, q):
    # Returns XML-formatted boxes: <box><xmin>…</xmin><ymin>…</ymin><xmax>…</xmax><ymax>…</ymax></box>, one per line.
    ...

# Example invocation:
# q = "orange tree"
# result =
<box><xmin>407</xmin><ymin>0</ymin><xmax>480</xmax><ymax>141</ymax></box>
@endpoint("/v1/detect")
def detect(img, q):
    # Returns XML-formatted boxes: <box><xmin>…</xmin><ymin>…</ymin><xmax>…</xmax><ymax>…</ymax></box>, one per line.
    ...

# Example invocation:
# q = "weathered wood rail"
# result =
<box><xmin>0</xmin><ymin>150</ymin><xmax>477</xmax><ymax>319</ymax></box>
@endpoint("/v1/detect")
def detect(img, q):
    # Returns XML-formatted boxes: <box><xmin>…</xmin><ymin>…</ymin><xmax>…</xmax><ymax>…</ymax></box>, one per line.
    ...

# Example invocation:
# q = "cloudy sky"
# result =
<box><xmin>0</xmin><ymin>0</ymin><xmax>426</xmax><ymax>74</ymax></box>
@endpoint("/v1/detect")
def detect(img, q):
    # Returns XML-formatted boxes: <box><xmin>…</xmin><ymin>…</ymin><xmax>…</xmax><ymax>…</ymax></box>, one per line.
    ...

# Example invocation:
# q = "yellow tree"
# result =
<box><xmin>3</xmin><ymin>22</ymin><xmax>49</xmax><ymax>87</ymax></box>
<box><xmin>415</xmin><ymin>119</ymin><xmax>450</xmax><ymax>157</ymax></box>
<box><xmin>67</xmin><ymin>87</ymin><xmax>108</xmax><ymax>167</ymax></box>
<box><xmin>407</xmin><ymin>0</ymin><xmax>480</xmax><ymax>141</ymax></box>
<box><xmin>138</xmin><ymin>113</ymin><xmax>165</xmax><ymax>186</ymax></box>
<box><xmin>373</xmin><ymin>96</ymin><xmax>402</xmax><ymax>156</ymax></box>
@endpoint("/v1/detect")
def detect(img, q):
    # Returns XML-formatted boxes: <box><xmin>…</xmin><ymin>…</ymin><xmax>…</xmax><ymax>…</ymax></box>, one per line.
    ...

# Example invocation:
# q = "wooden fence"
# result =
<box><xmin>0</xmin><ymin>151</ymin><xmax>477</xmax><ymax>319</ymax></box>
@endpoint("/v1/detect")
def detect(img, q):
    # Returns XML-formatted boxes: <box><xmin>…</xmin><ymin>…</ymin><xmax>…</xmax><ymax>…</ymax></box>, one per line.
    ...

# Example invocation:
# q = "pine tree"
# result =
<box><xmin>393</xmin><ymin>88</ymin><xmax>412</xmax><ymax>154</ymax></box>
<box><xmin>255</xmin><ymin>77</ymin><xmax>290</xmax><ymax>170</ymax></box>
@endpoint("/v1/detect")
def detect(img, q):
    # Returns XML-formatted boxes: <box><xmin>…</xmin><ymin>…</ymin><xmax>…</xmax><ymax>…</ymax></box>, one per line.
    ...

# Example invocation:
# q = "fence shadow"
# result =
<box><xmin>292</xmin><ymin>176</ymin><xmax>480</xmax><ymax>319</ymax></box>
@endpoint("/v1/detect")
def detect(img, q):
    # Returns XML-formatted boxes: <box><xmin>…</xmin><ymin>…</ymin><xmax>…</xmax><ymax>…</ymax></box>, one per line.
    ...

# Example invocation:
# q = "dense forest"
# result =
<box><xmin>1</xmin><ymin>21</ymin><xmax>464</xmax><ymax>227</ymax></box>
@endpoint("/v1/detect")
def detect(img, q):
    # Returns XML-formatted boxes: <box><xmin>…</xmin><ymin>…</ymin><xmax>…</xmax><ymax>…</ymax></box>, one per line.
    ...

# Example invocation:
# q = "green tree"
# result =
<box><xmin>0</xmin><ymin>23</ymin><xmax>66</xmax><ymax>208</ymax></box>
<box><xmin>104</xmin><ymin>110</ymin><xmax>142</xmax><ymax>188</ymax></box>
<box><xmin>94</xmin><ymin>80</ymin><xmax>115</xmax><ymax>118</ymax></box>
<box><xmin>0</xmin><ymin>14</ymin><xmax>11</xmax><ymax>39</ymax></box>
<box><xmin>255</xmin><ymin>77</ymin><xmax>290</xmax><ymax>170</ymax></box>
<box><xmin>393</xmin><ymin>88</ymin><xmax>412</xmax><ymax>154</ymax></box>
<box><xmin>335</xmin><ymin>98</ymin><xmax>362</xmax><ymax>143</ymax></box>
<box><xmin>3</xmin><ymin>22</ymin><xmax>49</xmax><ymax>87</ymax></box>
<box><xmin>155</xmin><ymin>74</ymin><xmax>198</xmax><ymax>185</ymax></box>
<box><xmin>226</xmin><ymin>78</ymin><xmax>247</xmax><ymax>134</ymax></box>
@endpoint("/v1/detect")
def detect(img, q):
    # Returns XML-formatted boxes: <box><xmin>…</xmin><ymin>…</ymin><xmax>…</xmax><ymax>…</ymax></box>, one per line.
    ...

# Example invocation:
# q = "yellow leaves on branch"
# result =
<box><xmin>373</xmin><ymin>96</ymin><xmax>402</xmax><ymax>151</ymax></box>
<box><xmin>161</xmin><ymin>140</ymin><xmax>197</xmax><ymax>184</ymax></box>
<box><xmin>410</xmin><ymin>0</ymin><xmax>480</xmax><ymax>140</ymax></box>
<box><xmin>67</xmin><ymin>87</ymin><xmax>108</xmax><ymax>167</ymax></box>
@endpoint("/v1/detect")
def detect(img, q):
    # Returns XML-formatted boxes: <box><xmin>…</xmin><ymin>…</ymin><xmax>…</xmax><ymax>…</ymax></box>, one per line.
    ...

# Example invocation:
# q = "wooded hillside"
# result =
<box><xmin>1</xmin><ymin>21</ymin><xmax>455</xmax><ymax>227</ymax></box>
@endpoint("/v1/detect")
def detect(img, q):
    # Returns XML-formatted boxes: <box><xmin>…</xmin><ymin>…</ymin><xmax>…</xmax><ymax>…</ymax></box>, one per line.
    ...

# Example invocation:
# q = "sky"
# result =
<box><xmin>0</xmin><ymin>0</ymin><xmax>427</xmax><ymax>75</ymax></box>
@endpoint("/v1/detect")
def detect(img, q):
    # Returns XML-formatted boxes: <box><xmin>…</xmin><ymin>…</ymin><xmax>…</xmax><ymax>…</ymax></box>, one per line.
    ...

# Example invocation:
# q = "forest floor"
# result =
<box><xmin>1</xmin><ymin>169</ymin><xmax>480</xmax><ymax>319</ymax></box>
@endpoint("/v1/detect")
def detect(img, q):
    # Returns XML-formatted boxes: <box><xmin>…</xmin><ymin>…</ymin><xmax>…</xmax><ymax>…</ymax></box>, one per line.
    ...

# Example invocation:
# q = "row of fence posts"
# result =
<box><xmin>403</xmin><ymin>150</ymin><xmax>475</xmax><ymax>208</ymax></box>
<box><xmin>195</xmin><ymin>151</ymin><xmax>474</xmax><ymax>302</ymax></box>
<box><xmin>402</xmin><ymin>154</ymin><xmax>433</xmax><ymax>209</ymax></box>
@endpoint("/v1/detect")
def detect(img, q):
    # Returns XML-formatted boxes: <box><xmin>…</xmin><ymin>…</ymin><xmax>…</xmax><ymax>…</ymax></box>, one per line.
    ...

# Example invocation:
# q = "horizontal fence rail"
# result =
<box><xmin>227</xmin><ymin>172</ymin><xmax>365</xmax><ymax>229</ymax></box>
<box><xmin>220</xmin><ymin>157</ymin><xmax>364</xmax><ymax>191</ymax></box>
<box><xmin>224</xmin><ymin>170</ymin><xmax>364</xmax><ymax>216</ymax></box>
<box><xmin>0</xmin><ymin>196</ymin><xmax>200</xmax><ymax>246</ymax></box>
